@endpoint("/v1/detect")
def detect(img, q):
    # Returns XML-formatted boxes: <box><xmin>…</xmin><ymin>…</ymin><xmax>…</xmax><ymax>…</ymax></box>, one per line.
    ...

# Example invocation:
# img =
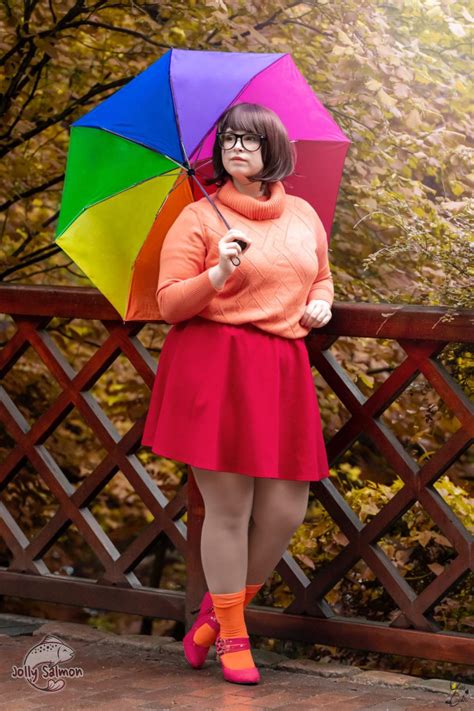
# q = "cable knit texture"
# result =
<box><xmin>156</xmin><ymin>178</ymin><xmax>334</xmax><ymax>339</ymax></box>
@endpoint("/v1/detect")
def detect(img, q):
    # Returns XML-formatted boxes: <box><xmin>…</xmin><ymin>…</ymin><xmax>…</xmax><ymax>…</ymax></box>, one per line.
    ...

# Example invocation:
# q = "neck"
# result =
<box><xmin>216</xmin><ymin>179</ymin><xmax>286</xmax><ymax>220</ymax></box>
<box><xmin>231</xmin><ymin>177</ymin><xmax>268</xmax><ymax>199</ymax></box>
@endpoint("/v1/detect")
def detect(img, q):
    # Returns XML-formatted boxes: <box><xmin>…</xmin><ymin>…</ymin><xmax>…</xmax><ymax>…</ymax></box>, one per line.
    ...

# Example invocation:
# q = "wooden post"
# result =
<box><xmin>185</xmin><ymin>464</ymin><xmax>207</xmax><ymax>630</ymax></box>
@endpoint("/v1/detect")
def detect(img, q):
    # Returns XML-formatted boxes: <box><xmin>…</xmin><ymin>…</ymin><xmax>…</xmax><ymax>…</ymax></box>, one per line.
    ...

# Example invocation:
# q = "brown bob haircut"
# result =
<box><xmin>204</xmin><ymin>103</ymin><xmax>296</xmax><ymax>188</ymax></box>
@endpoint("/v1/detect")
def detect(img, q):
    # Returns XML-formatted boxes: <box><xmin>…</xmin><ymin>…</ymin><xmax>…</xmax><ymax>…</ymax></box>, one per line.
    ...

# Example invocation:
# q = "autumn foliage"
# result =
<box><xmin>0</xmin><ymin>0</ymin><xmax>472</xmax><ymax>654</ymax></box>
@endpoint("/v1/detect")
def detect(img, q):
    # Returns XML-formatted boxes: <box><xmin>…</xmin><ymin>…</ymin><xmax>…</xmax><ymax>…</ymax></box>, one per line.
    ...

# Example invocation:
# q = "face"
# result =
<box><xmin>220</xmin><ymin>127</ymin><xmax>264</xmax><ymax>185</ymax></box>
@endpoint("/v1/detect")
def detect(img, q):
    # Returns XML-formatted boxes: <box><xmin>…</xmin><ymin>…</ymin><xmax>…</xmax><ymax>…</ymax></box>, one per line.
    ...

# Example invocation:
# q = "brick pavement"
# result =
<box><xmin>0</xmin><ymin>614</ymin><xmax>472</xmax><ymax>711</ymax></box>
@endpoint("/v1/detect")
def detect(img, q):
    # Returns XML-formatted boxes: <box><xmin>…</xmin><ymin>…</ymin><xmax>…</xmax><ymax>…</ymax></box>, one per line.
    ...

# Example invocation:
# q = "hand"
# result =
<box><xmin>300</xmin><ymin>299</ymin><xmax>332</xmax><ymax>329</ymax></box>
<box><xmin>218</xmin><ymin>228</ymin><xmax>251</xmax><ymax>277</ymax></box>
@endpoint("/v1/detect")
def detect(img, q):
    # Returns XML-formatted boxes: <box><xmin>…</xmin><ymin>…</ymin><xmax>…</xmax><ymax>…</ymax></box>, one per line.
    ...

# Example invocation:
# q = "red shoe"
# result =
<box><xmin>183</xmin><ymin>591</ymin><xmax>219</xmax><ymax>669</ymax></box>
<box><xmin>215</xmin><ymin>635</ymin><xmax>260</xmax><ymax>684</ymax></box>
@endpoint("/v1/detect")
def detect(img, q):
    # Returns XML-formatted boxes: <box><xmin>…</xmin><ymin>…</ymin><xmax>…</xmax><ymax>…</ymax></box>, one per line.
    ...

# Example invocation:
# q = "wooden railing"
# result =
<box><xmin>0</xmin><ymin>284</ymin><xmax>472</xmax><ymax>664</ymax></box>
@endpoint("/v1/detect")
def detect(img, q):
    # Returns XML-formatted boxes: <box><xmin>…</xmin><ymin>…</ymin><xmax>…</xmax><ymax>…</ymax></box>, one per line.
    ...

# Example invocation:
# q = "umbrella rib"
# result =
<box><xmin>164</xmin><ymin>171</ymin><xmax>191</xmax><ymax>196</ymax></box>
<box><xmin>191</xmin><ymin>173</ymin><xmax>231</xmax><ymax>231</ymax></box>
<box><xmin>190</xmin><ymin>134</ymin><xmax>207</xmax><ymax>167</ymax></box>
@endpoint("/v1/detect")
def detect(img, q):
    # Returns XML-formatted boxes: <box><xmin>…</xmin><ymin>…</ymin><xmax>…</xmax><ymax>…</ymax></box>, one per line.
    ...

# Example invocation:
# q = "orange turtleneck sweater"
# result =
<box><xmin>156</xmin><ymin>178</ymin><xmax>334</xmax><ymax>339</ymax></box>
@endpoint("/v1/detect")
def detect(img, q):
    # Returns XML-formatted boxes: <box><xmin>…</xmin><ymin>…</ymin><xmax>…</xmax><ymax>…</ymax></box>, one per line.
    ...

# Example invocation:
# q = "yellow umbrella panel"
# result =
<box><xmin>55</xmin><ymin>126</ymin><xmax>190</xmax><ymax>319</ymax></box>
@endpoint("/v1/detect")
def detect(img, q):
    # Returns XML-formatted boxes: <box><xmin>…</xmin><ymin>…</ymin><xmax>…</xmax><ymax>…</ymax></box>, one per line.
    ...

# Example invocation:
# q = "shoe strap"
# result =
<box><xmin>193</xmin><ymin>606</ymin><xmax>219</xmax><ymax>634</ymax></box>
<box><xmin>204</xmin><ymin>609</ymin><xmax>219</xmax><ymax>632</ymax></box>
<box><xmin>215</xmin><ymin>636</ymin><xmax>250</xmax><ymax>657</ymax></box>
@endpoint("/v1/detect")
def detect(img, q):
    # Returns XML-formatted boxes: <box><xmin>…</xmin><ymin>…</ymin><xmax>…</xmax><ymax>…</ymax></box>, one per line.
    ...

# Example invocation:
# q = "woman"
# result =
<box><xmin>142</xmin><ymin>102</ymin><xmax>333</xmax><ymax>685</ymax></box>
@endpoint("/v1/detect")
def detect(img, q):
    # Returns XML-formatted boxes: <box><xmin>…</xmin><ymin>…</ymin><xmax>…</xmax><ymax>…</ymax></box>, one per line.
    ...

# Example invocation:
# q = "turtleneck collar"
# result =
<box><xmin>215</xmin><ymin>179</ymin><xmax>286</xmax><ymax>220</ymax></box>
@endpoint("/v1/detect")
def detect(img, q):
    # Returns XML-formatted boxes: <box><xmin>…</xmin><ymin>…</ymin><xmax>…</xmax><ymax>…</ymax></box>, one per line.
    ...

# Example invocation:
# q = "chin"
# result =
<box><xmin>227</xmin><ymin>172</ymin><xmax>258</xmax><ymax>186</ymax></box>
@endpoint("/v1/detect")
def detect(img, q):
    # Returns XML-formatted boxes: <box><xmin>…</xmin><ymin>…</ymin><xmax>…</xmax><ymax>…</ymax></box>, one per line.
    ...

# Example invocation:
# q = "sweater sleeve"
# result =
<box><xmin>307</xmin><ymin>211</ymin><xmax>334</xmax><ymax>306</ymax></box>
<box><xmin>156</xmin><ymin>203</ymin><xmax>223</xmax><ymax>323</ymax></box>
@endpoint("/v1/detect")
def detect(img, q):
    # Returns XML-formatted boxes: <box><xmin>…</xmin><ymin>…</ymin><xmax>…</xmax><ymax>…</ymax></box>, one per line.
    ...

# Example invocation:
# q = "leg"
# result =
<box><xmin>247</xmin><ymin>478</ymin><xmax>310</xmax><ymax>585</ymax></box>
<box><xmin>191</xmin><ymin>465</ymin><xmax>254</xmax><ymax>593</ymax></box>
<box><xmin>189</xmin><ymin>466</ymin><xmax>260</xmax><ymax>681</ymax></box>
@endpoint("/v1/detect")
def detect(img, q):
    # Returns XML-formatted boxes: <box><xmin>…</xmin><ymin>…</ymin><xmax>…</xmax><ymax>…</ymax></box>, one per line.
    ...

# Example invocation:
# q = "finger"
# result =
<box><xmin>307</xmin><ymin>308</ymin><xmax>323</xmax><ymax>321</ymax></box>
<box><xmin>225</xmin><ymin>242</ymin><xmax>242</xmax><ymax>254</ymax></box>
<box><xmin>310</xmin><ymin>304</ymin><xmax>327</xmax><ymax>317</ymax></box>
<box><xmin>226</xmin><ymin>229</ymin><xmax>245</xmax><ymax>240</ymax></box>
<box><xmin>312</xmin><ymin>305</ymin><xmax>331</xmax><ymax>318</ymax></box>
<box><xmin>313</xmin><ymin>314</ymin><xmax>329</xmax><ymax>325</ymax></box>
<box><xmin>312</xmin><ymin>314</ymin><xmax>331</xmax><ymax>328</ymax></box>
<box><xmin>223</xmin><ymin>247</ymin><xmax>239</xmax><ymax>258</ymax></box>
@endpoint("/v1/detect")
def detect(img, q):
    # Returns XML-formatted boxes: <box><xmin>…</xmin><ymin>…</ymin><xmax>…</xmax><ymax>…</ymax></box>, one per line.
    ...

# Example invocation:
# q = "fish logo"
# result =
<box><xmin>11</xmin><ymin>634</ymin><xmax>84</xmax><ymax>692</ymax></box>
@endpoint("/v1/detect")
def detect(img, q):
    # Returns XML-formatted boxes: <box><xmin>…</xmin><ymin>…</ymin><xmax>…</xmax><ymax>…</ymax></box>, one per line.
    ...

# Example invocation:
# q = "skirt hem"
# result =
<box><xmin>143</xmin><ymin>441</ymin><xmax>330</xmax><ymax>482</ymax></box>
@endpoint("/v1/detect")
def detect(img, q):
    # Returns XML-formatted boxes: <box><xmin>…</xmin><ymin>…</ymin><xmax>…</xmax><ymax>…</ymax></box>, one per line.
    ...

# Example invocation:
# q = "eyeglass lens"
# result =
<box><xmin>219</xmin><ymin>133</ymin><xmax>262</xmax><ymax>151</ymax></box>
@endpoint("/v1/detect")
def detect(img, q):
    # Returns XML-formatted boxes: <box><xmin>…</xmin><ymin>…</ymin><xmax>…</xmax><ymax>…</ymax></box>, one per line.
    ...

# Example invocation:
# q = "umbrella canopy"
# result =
<box><xmin>55</xmin><ymin>48</ymin><xmax>350</xmax><ymax>321</ymax></box>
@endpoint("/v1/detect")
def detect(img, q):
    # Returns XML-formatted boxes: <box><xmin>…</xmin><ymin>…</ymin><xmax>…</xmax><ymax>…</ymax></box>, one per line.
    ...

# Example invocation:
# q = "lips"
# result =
<box><xmin>231</xmin><ymin>157</ymin><xmax>246</xmax><ymax>162</ymax></box>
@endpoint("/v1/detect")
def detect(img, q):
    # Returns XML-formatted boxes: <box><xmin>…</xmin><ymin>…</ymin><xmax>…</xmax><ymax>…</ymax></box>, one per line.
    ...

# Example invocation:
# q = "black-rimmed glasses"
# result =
<box><xmin>217</xmin><ymin>132</ymin><xmax>266</xmax><ymax>152</ymax></box>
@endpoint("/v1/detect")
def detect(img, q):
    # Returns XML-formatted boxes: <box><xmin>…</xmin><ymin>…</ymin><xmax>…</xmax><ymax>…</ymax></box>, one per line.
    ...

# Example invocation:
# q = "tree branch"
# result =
<box><xmin>1</xmin><ymin>53</ymin><xmax>50</xmax><ymax>139</ymax></box>
<box><xmin>0</xmin><ymin>76</ymin><xmax>131</xmax><ymax>159</ymax></box>
<box><xmin>67</xmin><ymin>20</ymin><xmax>171</xmax><ymax>49</ymax></box>
<box><xmin>1</xmin><ymin>174</ymin><xmax>64</xmax><ymax>212</ymax></box>
<box><xmin>0</xmin><ymin>244</ymin><xmax>61</xmax><ymax>280</ymax></box>
<box><xmin>0</xmin><ymin>39</ymin><xmax>36</xmax><ymax>117</ymax></box>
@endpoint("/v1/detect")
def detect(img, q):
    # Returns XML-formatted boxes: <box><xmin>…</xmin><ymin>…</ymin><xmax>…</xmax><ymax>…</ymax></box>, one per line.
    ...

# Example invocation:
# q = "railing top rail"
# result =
<box><xmin>0</xmin><ymin>283</ymin><xmax>473</xmax><ymax>342</ymax></box>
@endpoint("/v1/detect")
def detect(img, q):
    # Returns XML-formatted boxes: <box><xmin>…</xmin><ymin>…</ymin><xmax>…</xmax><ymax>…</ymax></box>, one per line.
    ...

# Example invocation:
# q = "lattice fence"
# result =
<box><xmin>0</xmin><ymin>285</ymin><xmax>472</xmax><ymax>664</ymax></box>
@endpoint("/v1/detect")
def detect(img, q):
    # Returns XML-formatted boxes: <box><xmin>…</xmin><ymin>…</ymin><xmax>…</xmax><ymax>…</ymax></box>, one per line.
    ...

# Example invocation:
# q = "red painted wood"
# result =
<box><xmin>0</xmin><ymin>284</ymin><xmax>472</xmax><ymax>664</ymax></box>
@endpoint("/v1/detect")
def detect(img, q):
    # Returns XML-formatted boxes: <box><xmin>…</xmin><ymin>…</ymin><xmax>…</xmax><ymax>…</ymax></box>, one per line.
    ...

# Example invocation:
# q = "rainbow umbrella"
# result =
<box><xmin>55</xmin><ymin>49</ymin><xmax>350</xmax><ymax>321</ymax></box>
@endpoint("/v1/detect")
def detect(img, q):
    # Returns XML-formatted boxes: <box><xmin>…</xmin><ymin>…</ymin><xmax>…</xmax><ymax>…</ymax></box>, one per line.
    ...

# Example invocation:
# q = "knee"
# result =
<box><xmin>251</xmin><ymin>504</ymin><xmax>307</xmax><ymax>534</ymax></box>
<box><xmin>205</xmin><ymin>505</ymin><xmax>252</xmax><ymax>532</ymax></box>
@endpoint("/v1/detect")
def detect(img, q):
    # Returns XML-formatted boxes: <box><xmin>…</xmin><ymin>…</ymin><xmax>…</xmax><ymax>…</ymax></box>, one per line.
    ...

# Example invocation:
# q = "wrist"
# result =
<box><xmin>208</xmin><ymin>265</ymin><xmax>227</xmax><ymax>291</ymax></box>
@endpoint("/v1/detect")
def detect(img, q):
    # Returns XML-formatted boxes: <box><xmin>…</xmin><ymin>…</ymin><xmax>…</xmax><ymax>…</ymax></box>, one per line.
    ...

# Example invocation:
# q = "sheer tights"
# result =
<box><xmin>190</xmin><ymin>466</ymin><xmax>310</xmax><ymax>594</ymax></box>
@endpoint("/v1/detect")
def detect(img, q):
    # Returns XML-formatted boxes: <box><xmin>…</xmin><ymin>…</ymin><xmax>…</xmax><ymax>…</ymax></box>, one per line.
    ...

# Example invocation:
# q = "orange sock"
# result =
<box><xmin>192</xmin><ymin>620</ymin><xmax>216</xmax><ymax>647</ymax></box>
<box><xmin>193</xmin><ymin>583</ymin><xmax>264</xmax><ymax>647</ymax></box>
<box><xmin>210</xmin><ymin>588</ymin><xmax>256</xmax><ymax>670</ymax></box>
<box><xmin>244</xmin><ymin>582</ymin><xmax>264</xmax><ymax>607</ymax></box>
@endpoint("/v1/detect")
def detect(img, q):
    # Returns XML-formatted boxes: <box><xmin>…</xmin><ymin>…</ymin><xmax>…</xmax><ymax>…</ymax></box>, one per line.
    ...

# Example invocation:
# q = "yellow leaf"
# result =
<box><xmin>450</xmin><ymin>181</ymin><xmax>465</xmax><ymax>196</ymax></box>
<box><xmin>448</xmin><ymin>22</ymin><xmax>466</xmax><ymax>37</ymax></box>
<box><xmin>433</xmin><ymin>533</ymin><xmax>453</xmax><ymax>547</ymax></box>
<box><xmin>333</xmin><ymin>531</ymin><xmax>349</xmax><ymax>546</ymax></box>
<box><xmin>378</xmin><ymin>88</ymin><xmax>397</xmax><ymax>108</ymax></box>
<box><xmin>395</xmin><ymin>549</ymin><xmax>412</xmax><ymax>565</ymax></box>
<box><xmin>295</xmin><ymin>553</ymin><xmax>315</xmax><ymax>570</ymax></box>
<box><xmin>358</xmin><ymin>564</ymin><xmax>376</xmax><ymax>581</ymax></box>
<box><xmin>366</xmin><ymin>79</ymin><xmax>383</xmax><ymax>91</ymax></box>
<box><xmin>337</xmin><ymin>30</ymin><xmax>352</xmax><ymax>45</ymax></box>
<box><xmin>359</xmin><ymin>373</ymin><xmax>375</xmax><ymax>389</ymax></box>
<box><xmin>169</xmin><ymin>27</ymin><xmax>186</xmax><ymax>42</ymax></box>
<box><xmin>428</xmin><ymin>563</ymin><xmax>444</xmax><ymax>576</ymax></box>
<box><xmin>393</xmin><ymin>83</ymin><xmax>410</xmax><ymax>99</ymax></box>
<box><xmin>406</xmin><ymin>109</ymin><xmax>422</xmax><ymax>130</ymax></box>
<box><xmin>417</xmin><ymin>530</ymin><xmax>432</xmax><ymax>547</ymax></box>
<box><xmin>360</xmin><ymin>503</ymin><xmax>380</xmax><ymax>517</ymax></box>
<box><xmin>440</xmin><ymin>201</ymin><xmax>465</xmax><ymax>212</ymax></box>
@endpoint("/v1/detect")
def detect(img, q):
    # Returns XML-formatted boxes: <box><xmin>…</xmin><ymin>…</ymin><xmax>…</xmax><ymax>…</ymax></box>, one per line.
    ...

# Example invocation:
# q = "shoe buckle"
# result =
<box><xmin>215</xmin><ymin>637</ymin><xmax>247</xmax><ymax>657</ymax></box>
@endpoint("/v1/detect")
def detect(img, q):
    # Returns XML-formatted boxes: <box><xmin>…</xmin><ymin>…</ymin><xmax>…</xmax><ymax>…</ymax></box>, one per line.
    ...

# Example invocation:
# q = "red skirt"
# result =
<box><xmin>141</xmin><ymin>316</ymin><xmax>330</xmax><ymax>481</ymax></box>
